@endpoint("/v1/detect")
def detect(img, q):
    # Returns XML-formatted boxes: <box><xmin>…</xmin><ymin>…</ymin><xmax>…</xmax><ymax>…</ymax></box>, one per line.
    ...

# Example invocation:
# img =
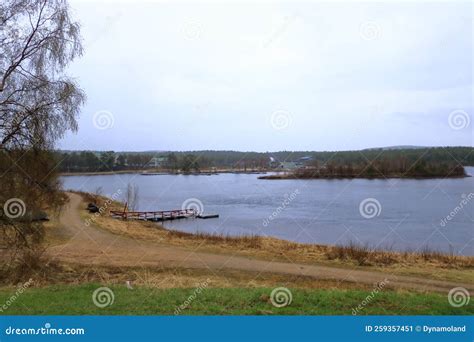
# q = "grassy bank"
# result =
<box><xmin>71</xmin><ymin>192</ymin><xmax>473</xmax><ymax>285</ymax></box>
<box><xmin>1</xmin><ymin>284</ymin><xmax>471</xmax><ymax>315</ymax></box>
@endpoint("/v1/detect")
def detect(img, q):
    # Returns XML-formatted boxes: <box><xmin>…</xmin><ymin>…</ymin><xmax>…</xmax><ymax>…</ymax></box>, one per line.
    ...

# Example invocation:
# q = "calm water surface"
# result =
<box><xmin>61</xmin><ymin>167</ymin><xmax>474</xmax><ymax>255</ymax></box>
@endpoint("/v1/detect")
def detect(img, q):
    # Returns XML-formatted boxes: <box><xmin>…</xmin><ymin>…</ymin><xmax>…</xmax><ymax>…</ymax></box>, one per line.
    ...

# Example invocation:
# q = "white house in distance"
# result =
<box><xmin>147</xmin><ymin>156</ymin><xmax>167</xmax><ymax>168</ymax></box>
<box><xmin>269</xmin><ymin>156</ymin><xmax>313</xmax><ymax>170</ymax></box>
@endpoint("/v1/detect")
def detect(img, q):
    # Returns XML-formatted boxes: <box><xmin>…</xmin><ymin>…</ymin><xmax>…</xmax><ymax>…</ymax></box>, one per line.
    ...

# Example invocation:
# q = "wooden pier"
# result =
<box><xmin>110</xmin><ymin>202</ymin><xmax>219</xmax><ymax>222</ymax></box>
<box><xmin>110</xmin><ymin>208</ymin><xmax>197</xmax><ymax>222</ymax></box>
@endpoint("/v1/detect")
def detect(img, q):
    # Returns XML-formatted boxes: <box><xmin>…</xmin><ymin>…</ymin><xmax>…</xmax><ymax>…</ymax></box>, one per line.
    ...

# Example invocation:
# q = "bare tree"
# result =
<box><xmin>0</xmin><ymin>0</ymin><xmax>85</xmax><ymax>150</ymax></box>
<box><xmin>0</xmin><ymin>0</ymin><xmax>84</xmax><ymax>281</ymax></box>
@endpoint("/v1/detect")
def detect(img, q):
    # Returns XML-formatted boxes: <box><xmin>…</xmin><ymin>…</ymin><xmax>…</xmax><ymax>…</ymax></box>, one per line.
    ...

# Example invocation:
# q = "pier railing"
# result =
<box><xmin>110</xmin><ymin>208</ymin><xmax>197</xmax><ymax>221</ymax></box>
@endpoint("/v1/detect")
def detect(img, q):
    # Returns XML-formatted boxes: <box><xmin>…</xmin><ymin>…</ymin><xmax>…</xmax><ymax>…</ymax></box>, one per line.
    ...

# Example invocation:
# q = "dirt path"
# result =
<box><xmin>48</xmin><ymin>193</ymin><xmax>472</xmax><ymax>293</ymax></box>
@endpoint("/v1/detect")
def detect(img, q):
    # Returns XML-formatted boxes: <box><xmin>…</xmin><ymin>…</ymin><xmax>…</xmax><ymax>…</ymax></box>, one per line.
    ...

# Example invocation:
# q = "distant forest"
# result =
<box><xmin>55</xmin><ymin>147</ymin><xmax>474</xmax><ymax>173</ymax></box>
<box><xmin>261</xmin><ymin>159</ymin><xmax>467</xmax><ymax>179</ymax></box>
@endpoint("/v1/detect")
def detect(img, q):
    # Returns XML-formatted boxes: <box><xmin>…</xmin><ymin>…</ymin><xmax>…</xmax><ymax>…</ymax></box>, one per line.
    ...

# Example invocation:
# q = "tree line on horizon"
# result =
<box><xmin>53</xmin><ymin>147</ymin><xmax>474</xmax><ymax>173</ymax></box>
<box><xmin>290</xmin><ymin>158</ymin><xmax>466</xmax><ymax>179</ymax></box>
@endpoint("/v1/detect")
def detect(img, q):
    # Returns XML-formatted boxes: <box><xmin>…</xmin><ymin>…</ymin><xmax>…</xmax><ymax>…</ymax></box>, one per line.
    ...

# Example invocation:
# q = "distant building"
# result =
<box><xmin>268</xmin><ymin>156</ymin><xmax>313</xmax><ymax>170</ymax></box>
<box><xmin>269</xmin><ymin>156</ymin><xmax>280</xmax><ymax>168</ymax></box>
<box><xmin>147</xmin><ymin>156</ymin><xmax>167</xmax><ymax>168</ymax></box>
<box><xmin>279</xmin><ymin>162</ymin><xmax>299</xmax><ymax>170</ymax></box>
<box><xmin>298</xmin><ymin>156</ymin><xmax>313</xmax><ymax>162</ymax></box>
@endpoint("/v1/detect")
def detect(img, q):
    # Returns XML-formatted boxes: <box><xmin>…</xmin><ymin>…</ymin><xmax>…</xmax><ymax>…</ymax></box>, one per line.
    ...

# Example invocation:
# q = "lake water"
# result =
<box><xmin>61</xmin><ymin>167</ymin><xmax>474</xmax><ymax>255</ymax></box>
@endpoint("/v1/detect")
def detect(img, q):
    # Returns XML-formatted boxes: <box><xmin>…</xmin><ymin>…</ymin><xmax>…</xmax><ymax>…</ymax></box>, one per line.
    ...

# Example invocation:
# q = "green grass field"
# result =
<box><xmin>0</xmin><ymin>284</ymin><xmax>471</xmax><ymax>315</ymax></box>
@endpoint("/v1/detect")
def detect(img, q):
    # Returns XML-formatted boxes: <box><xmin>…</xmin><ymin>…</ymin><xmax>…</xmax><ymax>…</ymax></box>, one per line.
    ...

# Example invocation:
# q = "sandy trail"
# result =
<box><xmin>48</xmin><ymin>193</ymin><xmax>472</xmax><ymax>293</ymax></box>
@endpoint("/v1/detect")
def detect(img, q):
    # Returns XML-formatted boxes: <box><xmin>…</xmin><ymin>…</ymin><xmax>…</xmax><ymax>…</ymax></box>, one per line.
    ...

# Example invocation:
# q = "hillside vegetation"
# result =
<box><xmin>55</xmin><ymin>147</ymin><xmax>474</xmax><ymax>173</ymax></box>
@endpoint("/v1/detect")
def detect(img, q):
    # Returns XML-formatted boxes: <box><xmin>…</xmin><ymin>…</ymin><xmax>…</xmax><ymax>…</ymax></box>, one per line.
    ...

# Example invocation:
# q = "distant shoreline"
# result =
<box><xmin>259</xmin><ymin>173</ymin><xmax>471</xmax><ymax>180</ymax></box>
<box><xmin>59</xmin><ymin>170</ymin><xmax>471</xmax><ymax>179</ymax></box>
<box><xmin>59</xmin><ymin>166</ymin><xmax>472</xmax><ymax>179</ymax></box>
<box><xmin>59</xmin><ymin>169</ymin><xmax>270</xmax><ymax>176</ymax></box>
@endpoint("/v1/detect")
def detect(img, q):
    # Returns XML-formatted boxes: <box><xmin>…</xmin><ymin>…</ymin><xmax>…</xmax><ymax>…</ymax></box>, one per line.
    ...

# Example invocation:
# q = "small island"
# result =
<box><xmin>259</xmin><ymin>159</ymin><xmax>468</xmax><ymax>179</ymax></box>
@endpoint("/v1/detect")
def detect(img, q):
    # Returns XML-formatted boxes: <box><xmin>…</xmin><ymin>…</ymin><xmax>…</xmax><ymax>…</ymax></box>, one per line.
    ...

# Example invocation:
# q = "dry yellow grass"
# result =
<box><xmin>17</xmin><ymin>262</ymin><xmax>377</xmax><ymax>290</ymax></box>
<box><xmin>56</xmin><ymin>192</ymin><xmax>474</xmax><ymax>284</ymax></box>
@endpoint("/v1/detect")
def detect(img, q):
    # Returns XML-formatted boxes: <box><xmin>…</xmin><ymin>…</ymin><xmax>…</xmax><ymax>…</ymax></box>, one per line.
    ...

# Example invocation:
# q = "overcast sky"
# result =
<box><xmin>60</xmin><ymin>0</ymin><xmax>473</xmax><ymax>152</ymax></box>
